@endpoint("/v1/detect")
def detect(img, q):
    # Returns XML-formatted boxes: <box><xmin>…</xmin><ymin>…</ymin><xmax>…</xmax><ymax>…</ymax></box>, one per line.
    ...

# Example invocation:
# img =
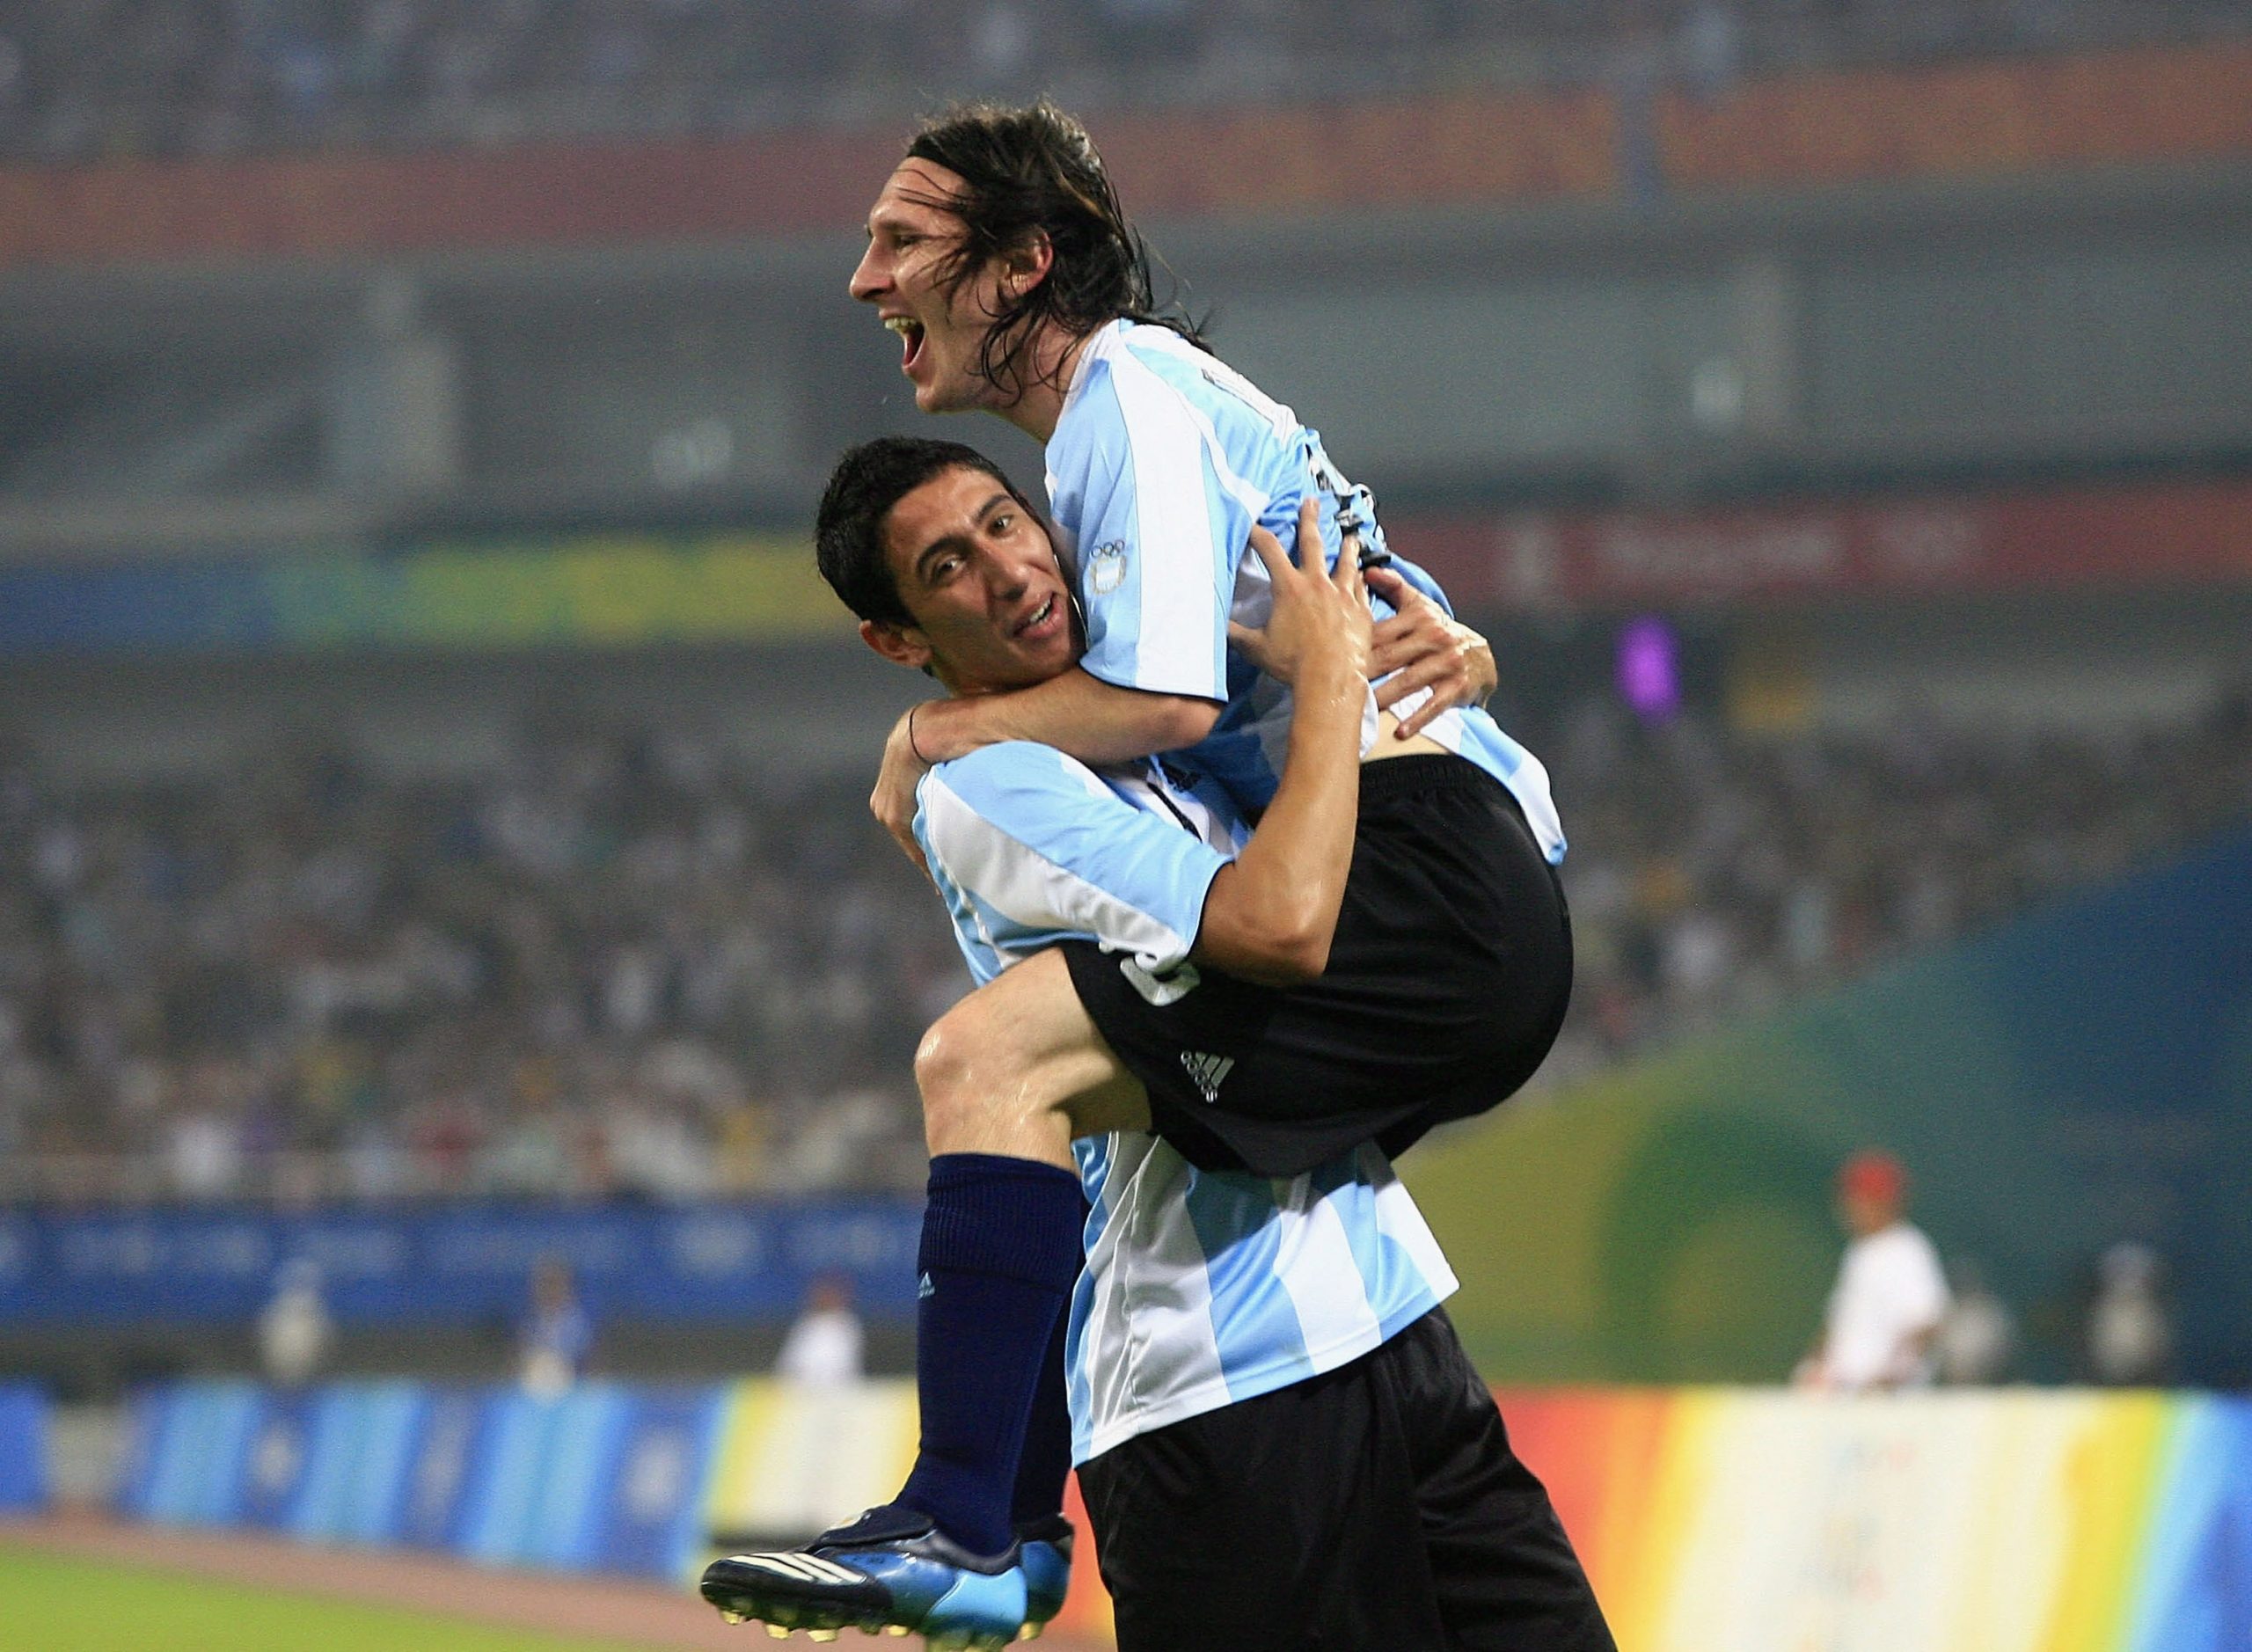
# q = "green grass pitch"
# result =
<box><xmin>0</xmin><ymin>1547</ymin><xmax>669</xmax><ymax>1652</ymax></box>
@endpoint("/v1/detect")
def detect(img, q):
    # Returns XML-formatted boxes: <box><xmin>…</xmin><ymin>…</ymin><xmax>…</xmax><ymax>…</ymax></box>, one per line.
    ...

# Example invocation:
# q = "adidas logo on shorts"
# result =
<box><xmin>1179</xmin><ymin>1050</ymin><xmax>1235</xmax><ymax>1104</ymax></box>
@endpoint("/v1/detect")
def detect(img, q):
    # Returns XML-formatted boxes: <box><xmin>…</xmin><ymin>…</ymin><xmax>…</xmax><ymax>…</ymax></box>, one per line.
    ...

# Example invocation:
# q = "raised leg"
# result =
<box><xmin>705</xmin><ymin>951</ymin><xmax>1143</xmax><ymax>1642</ymax></box>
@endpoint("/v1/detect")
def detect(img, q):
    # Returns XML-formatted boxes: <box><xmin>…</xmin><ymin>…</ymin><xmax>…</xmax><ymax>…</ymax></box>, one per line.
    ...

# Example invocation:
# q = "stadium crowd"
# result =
<box><xmin>0</xmin><ymin>724</ymin><xmax>952</xmax><ymax>1204</ymax></box>
<box><xmin>2</xmin><ymin>683</ymin><xmax>2246</xmax><ymax>1204</ymax></box>
<box><xmin>0</xmin><ymin>0</ymin><xmax>2241</xmax><ymax>164</ymax></box>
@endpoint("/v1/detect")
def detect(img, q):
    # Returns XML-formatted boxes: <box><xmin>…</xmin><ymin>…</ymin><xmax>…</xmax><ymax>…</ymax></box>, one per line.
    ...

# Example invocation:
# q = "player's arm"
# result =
<box><xmin>876</xmin><ymin>556</ymin><xmax>1494</xmax><ymax>859</ymax></box>
<box><xmin>878</xmin><ymin>562</ymin><xmax>1496</xmax><ymax>852</ymax></box>
<box><xmin>874</xmin><ymin>676</ymin><xmax>1216</xmax><ymax>872</ymax></box>
<box><xmin>1191</xmin><ymin>501</ymin><xmax>1369</xmax><ymax>985</ymax></box>
<box><xmin>910</xmin><ymin>670</ymin><xmax>1218</xmax><ymax>767</ymax></box>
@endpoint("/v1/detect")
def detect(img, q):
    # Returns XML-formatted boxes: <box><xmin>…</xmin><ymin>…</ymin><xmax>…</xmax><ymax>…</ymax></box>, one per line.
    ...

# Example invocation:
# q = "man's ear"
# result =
<box><xmin>1003</xmin><ymin>230</ymin><xmax>1054</xmax><ymax>298</ymax></box>
<box><xmin>859</xmin><ymin>618</ymin><xmax>932</xmax><ymax>672</ymax></box>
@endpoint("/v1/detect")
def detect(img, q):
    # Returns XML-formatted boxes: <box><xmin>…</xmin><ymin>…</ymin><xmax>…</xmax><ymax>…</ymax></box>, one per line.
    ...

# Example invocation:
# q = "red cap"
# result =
<box><xmin>1839</xmin><ymin>1149</ymin><xmax>1905</xmax><ymax>1206</ymax></box>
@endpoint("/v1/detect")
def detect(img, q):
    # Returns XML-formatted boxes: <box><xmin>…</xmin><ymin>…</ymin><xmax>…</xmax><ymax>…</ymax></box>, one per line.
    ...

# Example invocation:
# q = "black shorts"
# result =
<box><xmin>1062</xmin><ymin>752</ymin><xmax>1571</xmax><ymax>1177</ymax></box>
<box><xmin>1077</xmin><ymin>1307</ymin><xmax>1616</xmax><ymax>1652</ymax></box>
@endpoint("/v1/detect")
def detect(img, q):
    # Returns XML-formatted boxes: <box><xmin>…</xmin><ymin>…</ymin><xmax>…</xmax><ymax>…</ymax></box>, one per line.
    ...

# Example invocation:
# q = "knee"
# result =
<box><xmin>913</xmin><ymin>998</ymin><xmax>1007</xmax><ymax>1137</ymax></box>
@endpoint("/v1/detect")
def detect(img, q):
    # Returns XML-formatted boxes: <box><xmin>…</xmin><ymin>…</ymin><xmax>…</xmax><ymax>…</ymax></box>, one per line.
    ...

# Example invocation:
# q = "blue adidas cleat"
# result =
<box><xmin>701</xmin><ymin>1505</ymin><xmax>1027</xmax><ymax>1649</ymax></box>
<box><xmin>1014</xmin><ymin>1515</ymin><xmax>1074</xmax><ymax>1641</ymax></box>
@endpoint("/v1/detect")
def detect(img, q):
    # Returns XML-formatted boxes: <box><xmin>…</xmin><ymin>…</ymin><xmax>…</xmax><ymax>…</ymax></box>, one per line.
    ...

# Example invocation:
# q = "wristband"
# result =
<box><xmin>907</xmin><ymin>702</ymin><xmax>934</xmax><ymax>766</ymax></box>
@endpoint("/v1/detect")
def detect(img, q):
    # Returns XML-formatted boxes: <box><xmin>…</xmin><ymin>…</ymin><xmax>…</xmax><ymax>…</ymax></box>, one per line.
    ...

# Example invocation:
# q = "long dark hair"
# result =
<box><xmin>903</xmin><ymin>100</ymin><xmax>1204</xmax><ymax>404</ymax></box>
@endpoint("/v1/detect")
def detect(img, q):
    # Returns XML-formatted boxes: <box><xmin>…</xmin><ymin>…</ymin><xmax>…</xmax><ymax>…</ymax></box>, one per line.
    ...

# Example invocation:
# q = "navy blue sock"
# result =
<box><xmin>896</xmin><ymin>1152</ymin><xmax>1084</xmax><ymax>1557</ymax></box>
<box><xmin>1011</xmin><ymin>1293</ymin><xmax>1076</xmax><ymax>1529</ymax></box>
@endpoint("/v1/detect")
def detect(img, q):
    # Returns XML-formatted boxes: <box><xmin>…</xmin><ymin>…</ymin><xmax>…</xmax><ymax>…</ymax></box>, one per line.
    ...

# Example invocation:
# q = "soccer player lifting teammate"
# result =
<box><xmin>704</xmin><ymin>440</ymin><xmax>1611</xmax><ymax>1648</ymax></box>
<box><xmin>700</xmin><ymin>104</ymin><xmax>1605</xmax><ymax>1648</ymax></box>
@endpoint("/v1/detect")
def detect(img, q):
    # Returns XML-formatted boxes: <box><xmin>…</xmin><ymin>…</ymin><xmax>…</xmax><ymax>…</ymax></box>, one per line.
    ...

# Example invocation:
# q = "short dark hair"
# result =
<box><xmin>815</xmin><ymin>436</ymin><xmax>1030</xmax><ymax>626</ymax></box>
<box><xmin>903</xmin><ymin>100</ymin><xmax>1202</xmax><ymax>404</ymax></box>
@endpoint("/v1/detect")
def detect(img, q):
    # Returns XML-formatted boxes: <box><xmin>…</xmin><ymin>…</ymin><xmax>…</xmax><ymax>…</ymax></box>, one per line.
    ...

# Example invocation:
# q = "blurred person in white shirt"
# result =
<box><xmin>776</xmin><ymin>1273</ymin><xmax>865</xmax><ymax>1390</ymax></box>
<box><xmin>1797</xmin><ymin>1148</ymin><xmax>1951</xmax><ymax>1392</ymax></box>
<box><xmin>259</xmin><ymin>1258</ymin><xmax>333</xmax><ymax>1387</ymax></box>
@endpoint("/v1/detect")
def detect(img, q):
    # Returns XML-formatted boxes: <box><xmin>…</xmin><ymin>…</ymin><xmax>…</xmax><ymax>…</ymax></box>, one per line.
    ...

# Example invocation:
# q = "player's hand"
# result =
<box><xmin>1227</xmin><ymin>500</ymin><xmax>1371</xmax><ymax>691</ymax></box>
<box><xmin>1364</xmin><ymin>565</ymin><xmax>1497</xmax><ymax>739</ymax></box>
<box><xmin>871</xmin><ymin>705</ymin><xmax>933</xmax><ymax>877</ymax></box>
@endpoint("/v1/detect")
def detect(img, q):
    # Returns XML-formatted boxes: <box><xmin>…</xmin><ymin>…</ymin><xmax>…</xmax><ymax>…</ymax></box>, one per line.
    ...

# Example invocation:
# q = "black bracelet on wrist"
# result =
<box><xmin>906</xmin><ymin>702</ymin><xmax>933</xmax><ymax>766</ymax></box>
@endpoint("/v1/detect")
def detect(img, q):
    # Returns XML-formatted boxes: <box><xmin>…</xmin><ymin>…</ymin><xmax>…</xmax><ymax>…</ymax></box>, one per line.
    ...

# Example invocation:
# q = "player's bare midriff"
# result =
<box><xmin>1366</xmin><ymin>711</ymin><xmax>1450</xmax><ymax>762</ymax></box>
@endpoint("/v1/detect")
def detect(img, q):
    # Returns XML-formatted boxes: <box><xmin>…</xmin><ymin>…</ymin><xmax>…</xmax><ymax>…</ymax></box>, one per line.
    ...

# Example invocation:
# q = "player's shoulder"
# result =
<box><xmin>1058</xmin><ymin>325</ymin><xmax>1156</xmax><ymax>417</ymax></box>
<box><xmin>1061</xmin><ymin>322</ymin><xmax>1238</xmax><ymax>436</ymax></box>
<box><xmin>926</xmin><ymin>741</ymin><xmax>1112</xmax><ymax>815</ymax></box>
<box><xmin>1121</xmin><ymin>323</ymin><xmax>1299</xmax><ymax>432</ymax></box>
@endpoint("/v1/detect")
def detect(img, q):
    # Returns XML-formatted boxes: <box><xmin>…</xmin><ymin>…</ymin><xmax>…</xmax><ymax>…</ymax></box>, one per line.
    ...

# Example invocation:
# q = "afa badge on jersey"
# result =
<box><xmin>1086</xmin><ymin>539</ymin><xmax>1129</xmax><ymax>595</ymax></box>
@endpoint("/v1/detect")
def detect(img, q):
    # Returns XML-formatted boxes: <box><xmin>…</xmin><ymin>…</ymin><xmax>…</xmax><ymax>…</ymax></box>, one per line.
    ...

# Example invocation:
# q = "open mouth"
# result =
<box><xmin>1013</xmin><ymin>595</ymin><xmax>1059</xmax><ymax>640</ymax></box>
<box><xmin>884</xmin><ymin>314</ymin><xmax>926</xmax><ymax>373</ymax></box>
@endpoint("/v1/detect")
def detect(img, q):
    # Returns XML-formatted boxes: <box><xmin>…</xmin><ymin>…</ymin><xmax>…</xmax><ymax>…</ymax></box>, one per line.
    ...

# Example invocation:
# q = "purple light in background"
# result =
<box><xmin>1617</xmin><ymin>615</ymin><xmax>1680</xmax><ymax>720</ymax></box>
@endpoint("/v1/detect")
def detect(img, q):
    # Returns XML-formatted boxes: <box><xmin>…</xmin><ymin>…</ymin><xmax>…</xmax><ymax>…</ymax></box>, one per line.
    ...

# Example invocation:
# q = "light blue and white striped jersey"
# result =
<box><xmin>1046</xmin><ymin>318</ymin><xmax>1567</xmax><ymax>865</ymax></box>
<box><xmin>915</xmin><ymin>740</ymin><xmax>1240</xmax><ymax>986</ymax></box>
<box><xmin>912</xmin><ymin>740</ymin><xmax>1458</xmax><ymax>1463</ymax></box>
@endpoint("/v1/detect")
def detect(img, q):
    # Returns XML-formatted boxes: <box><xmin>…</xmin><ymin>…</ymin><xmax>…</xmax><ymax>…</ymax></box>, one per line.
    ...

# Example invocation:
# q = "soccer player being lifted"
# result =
<box><xmin>704</xmin><ymin>440</ymin><xmax>1610</xmax><ymax>1649</ymax></box>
